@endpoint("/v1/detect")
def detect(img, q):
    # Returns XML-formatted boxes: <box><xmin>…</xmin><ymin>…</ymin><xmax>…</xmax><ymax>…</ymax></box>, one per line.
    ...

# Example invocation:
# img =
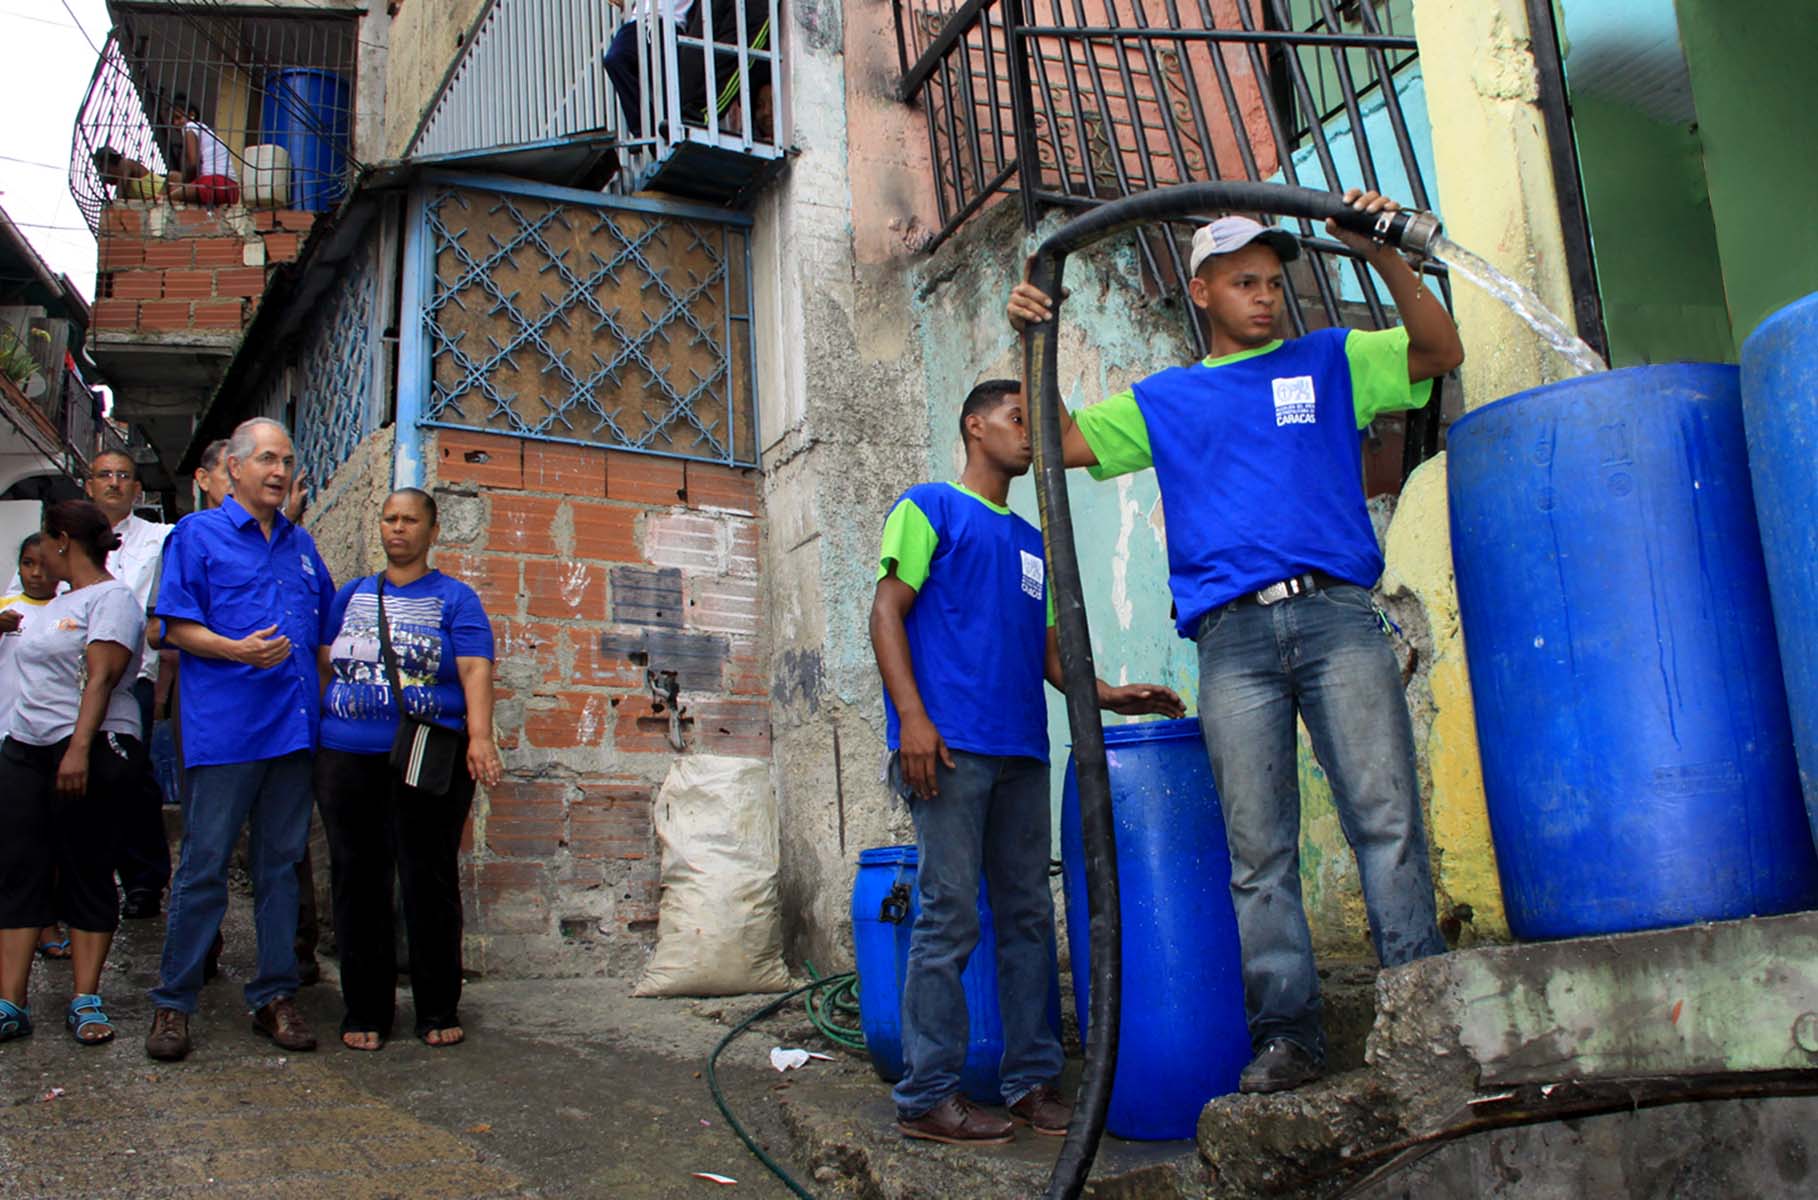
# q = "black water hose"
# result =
<box><xmin>1025</xmin><ymin>181</ymin><xmax>1442</xmax><ymax>1200</ymax></box>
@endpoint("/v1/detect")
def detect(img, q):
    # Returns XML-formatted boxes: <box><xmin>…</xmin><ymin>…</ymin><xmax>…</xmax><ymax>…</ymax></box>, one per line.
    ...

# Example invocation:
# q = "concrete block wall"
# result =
<box><xmin>89</xmin><ymin>204</ymin><xmax>308</xmax><ymax>337</ymax></box>
<box><xmin>425</xmin><ymin>429</ymin><xmax>768</xmax><ymax>977</ymax></box>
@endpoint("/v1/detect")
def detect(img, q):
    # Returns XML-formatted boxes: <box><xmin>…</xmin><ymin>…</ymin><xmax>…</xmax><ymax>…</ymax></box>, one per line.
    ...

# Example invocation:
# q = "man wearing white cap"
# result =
<box><xmin>1007</xmin><ymin>188</ymin><xmax>1465</xmax><ymax>1094</ymax></box>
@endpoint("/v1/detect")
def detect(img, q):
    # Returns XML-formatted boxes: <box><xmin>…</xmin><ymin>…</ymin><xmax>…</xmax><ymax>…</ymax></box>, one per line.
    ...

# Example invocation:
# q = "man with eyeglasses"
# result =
<box><xmin>143</xmin><ymin>418</ymin><xmax>336</xmax><ymax>1061</ymax></box>
<box><xmin>85</xmin><ymin>450</ymin><xmax>175</xmax><ymax>920</ymax></box>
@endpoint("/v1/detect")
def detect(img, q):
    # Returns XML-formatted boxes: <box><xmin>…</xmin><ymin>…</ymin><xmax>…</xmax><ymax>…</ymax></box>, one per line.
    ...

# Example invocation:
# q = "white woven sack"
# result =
<box><xmin>633</xmin><ymin>754</ymin><xmax>792</xmax><ymax>996</ymax></box>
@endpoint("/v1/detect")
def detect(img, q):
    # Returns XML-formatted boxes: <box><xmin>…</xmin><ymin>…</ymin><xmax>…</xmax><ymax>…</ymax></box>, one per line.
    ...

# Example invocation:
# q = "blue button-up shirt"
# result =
<box><xmin>155</xmin><ymin>496</ymin><xmax>336</xmax><ymax>767</ymax></box>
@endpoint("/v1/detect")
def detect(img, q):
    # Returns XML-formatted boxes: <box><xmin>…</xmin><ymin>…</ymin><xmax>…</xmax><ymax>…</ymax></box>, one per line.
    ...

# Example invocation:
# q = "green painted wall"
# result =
<box><xmin>1570</xmin><ymin>93</ymin><xmax>1733</xmax><ymax>366</ymax></box>
<box><xmin>1676</xmin><ymin>0</ymin><xmax>1818</xmax><ymax>345</ymax></box>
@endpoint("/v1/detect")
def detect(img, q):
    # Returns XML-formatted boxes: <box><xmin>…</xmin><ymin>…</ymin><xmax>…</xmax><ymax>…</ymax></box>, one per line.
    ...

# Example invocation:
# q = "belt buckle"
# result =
<box><xmin>1254</xmin><ymin>580</ymin><xmax>1291</xmax><ymax>606</ymax></box>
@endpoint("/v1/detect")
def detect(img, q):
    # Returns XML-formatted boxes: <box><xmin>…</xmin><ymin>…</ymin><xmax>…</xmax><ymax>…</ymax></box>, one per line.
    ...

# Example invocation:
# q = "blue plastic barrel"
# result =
<box><xmin>260</xmin><ymin>68</ymin><xmax>350</xmax><ymax>212</ymax></box>
<box><xmin>1060</xmin><ymin>719</ymin><xmax>1249</xmax><ymax>1141</ymax></box>
<box><xmin>1743</xmin><ymin>292</ymin><xmax>1818</xmax><ymax>847</ymax></box>
<box><xmin>850</xmin><ymin>845</ymin><xmax>1061</xmax><ymax>1105</ymax></box>
<box><xmin>1448</xmin><ymin>364</ymin><xmax>1818</xmax><ymax>939</ymax></box>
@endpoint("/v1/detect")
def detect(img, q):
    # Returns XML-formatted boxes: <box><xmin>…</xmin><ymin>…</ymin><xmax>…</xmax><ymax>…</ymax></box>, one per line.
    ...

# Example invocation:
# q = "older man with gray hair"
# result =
<box><xmin>144</xmin><ymin>418</ymin><xmax>336</xmax><ymax>1061</ymax></box>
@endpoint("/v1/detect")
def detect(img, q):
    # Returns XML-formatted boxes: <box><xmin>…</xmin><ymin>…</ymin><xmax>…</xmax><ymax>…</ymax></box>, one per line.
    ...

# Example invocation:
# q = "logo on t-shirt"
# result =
<box><xmin>1273</xmin><ymin>376</ymin><xmax>1317</xmax><ymax>426</ymax></box>
<box><xmin>1019</xmin><ymin>549</ymin><xmax>1045</xmax><ymax>600</ymax></box>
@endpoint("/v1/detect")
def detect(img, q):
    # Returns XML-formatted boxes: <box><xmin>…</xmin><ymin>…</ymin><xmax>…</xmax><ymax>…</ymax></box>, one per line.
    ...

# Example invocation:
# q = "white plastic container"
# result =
<box><xmin>242</xmin><ymin>144</ymin><xmax>292</xmax><ymax>209</ymax></box>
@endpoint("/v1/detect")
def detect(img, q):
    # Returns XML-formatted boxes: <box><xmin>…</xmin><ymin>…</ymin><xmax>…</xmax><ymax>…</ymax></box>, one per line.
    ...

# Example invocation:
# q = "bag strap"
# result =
<box><xmin>374</xmin><ymin>573</ymin><xmax>409</xmax><ymax>717</ymax></box>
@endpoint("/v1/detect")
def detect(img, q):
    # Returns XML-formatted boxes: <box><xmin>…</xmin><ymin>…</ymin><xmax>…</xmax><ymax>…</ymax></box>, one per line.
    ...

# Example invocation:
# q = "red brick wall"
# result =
<box><xmin>89</xmin><ymin>205</ymin><xmax>311</xmax><ymax>336</ymax></box>
<box><xmin>429</xmin><ymin>430</ymin><xmax>768</xmax><ymax>975</ymax></box>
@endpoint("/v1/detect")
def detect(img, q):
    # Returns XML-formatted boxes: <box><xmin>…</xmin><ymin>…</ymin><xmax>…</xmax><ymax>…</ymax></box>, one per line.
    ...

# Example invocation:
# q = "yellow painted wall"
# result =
<box><xmin>381</xmin><ymin>0</ymin><xmax>492</xmax><ymax>159</ymax></box>
<box><xmin>1360</xmin><ymin>0</ymin><xmax>1589</xmax><ymax>946</ymax></box>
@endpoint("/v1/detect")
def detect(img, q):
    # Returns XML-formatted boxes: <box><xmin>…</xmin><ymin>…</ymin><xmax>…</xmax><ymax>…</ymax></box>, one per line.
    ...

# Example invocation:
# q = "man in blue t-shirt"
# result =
<box><xmin>870</xmin><ymin>379</ymin><xmax>1183</xmax><ymax>1144</ymax></box>
<box><xmin>1008</xmin><ymin>189</ymin><xmax>1466</xmax><ymax>1094</ymax></box>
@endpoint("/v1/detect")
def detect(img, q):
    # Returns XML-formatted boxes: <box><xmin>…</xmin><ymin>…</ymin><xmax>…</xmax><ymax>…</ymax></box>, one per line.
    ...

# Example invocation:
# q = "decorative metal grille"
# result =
<box><xmin>893</xmin><ymin>0</ymin><xmax>1455</xmax><ymax>474</ymax></box>
<box><xmin>291</xmin><ymin>234</ymin><xmax>382</xmax><ymax>493</ymax></box>
<box><xmin>414</xmin><ymin>181</ymin><xmax>758</xmax><ymax>467</ymax></box>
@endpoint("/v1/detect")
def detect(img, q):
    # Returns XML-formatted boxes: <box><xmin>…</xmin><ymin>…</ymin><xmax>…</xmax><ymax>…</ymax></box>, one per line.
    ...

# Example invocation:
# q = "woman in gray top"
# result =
<box><xmin>0</xmin><ymin>500</ymin><xmax>147</xmax><ymax>1045</ymax></box>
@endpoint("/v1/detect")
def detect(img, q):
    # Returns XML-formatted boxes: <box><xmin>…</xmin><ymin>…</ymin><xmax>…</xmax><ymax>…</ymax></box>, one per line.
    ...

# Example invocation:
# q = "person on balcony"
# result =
<box><xmin>315</xmin><ymin>487</ymin><xmax>503</xmax><ymax>1051</ymax></box>
<box><xmin>0</xmin><ymin>502</ymin><xmax>147</xmax><ymax>1046</ymax></box>
<box><xmin>1006</xmin><ymin>189</ymin><xmax>1466</xmax><ymax>1095</ymax></box>
<box><xmin>603</xmin><ymin>0</ymin><xmax>696</xmax><ymax>139</ymax></box>
<box><xmin>143</xmin><ymin>418</ymin><xmax>334</xmax><ymax>1062</ymax></box>
<box><xmin>165</xmin><ymin>98</ymin><xmax>240</xmax><ymax>209</ymax></box>
<box><xmin>90</xmin><ymin>148</ymin><xmax>162</xmax><ymax>203</ymax></box>
<box><xmin>870</xmin><ymin>379</ymin><xmax>1183</xmax><ymax>1144</ymax></box>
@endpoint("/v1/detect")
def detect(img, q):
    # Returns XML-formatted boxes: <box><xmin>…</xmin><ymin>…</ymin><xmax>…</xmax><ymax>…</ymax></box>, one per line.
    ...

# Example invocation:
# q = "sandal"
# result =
<box><xmin>67</xmin><ymin>994</ymin><xmax>116</xmax><ymax>1045</ymax></box>
<box><xmin>37</xmin><ymin>937</ymin><xmax>71</xmax><ymax>961</ymax></box>
<box><xmin>0</xmin><ymin>998</ymin><xmax>32</xmax><ymax>1043</ymax></box>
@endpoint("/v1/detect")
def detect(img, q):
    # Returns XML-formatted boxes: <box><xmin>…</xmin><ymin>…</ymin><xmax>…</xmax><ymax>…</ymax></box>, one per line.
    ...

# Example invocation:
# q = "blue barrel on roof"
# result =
<box><xmin>850</xmin><ymin>845</ymin><xmax>1061</xmax><ymax>1105</ymax></box>
<box><xmin>260</xmin><ymin>67</ymin><xmax>350</xmax><ymax>212</ymax></box>
<box><xmin>1061</xmin><ymin>718</ymin><xmax>1250</xmax><ymax>1141</ymax></box>
<box><xmin>1743</xmin><ymin>292</ymin><xmax>1818</xmax><ymax>848</ymax></box>
<box><xmin>1448</xmin><ymin>363</ymin><xmax>1818</xmax><ymax>939</ymax></box>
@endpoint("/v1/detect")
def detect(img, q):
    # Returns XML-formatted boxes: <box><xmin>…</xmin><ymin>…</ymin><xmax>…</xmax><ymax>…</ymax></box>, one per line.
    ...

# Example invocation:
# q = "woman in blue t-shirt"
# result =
<box><xmin>0</xmin><ymin>501</ymin><xmax>147</xmax><ymax>1046</ymax></box>
<box><xmin>314</xmin><ymin>488</ymin><xmax>502</xmax><ymax>1051</ymax></box>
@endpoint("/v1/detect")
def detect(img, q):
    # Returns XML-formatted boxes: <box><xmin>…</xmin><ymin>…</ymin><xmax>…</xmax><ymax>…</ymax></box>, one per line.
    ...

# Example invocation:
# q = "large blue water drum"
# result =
<box><xmin>850</xmin><ymin>845</ymin><xmax>1061</xmax><ymax>1105</ymax></box>
<box><xmin>1743</xmin><ymin>292</ymin><xmax>1818</xmax><ymax>845</ymax></box>
<box><xmin>1060</xmin><ymin>719</ymin><xmax>1249</xmax><ymax>1141</ymax></box>
<box><xmin>1448</xmin><ymin>364</ymin><xmax>1818</xmax><ymax>939</ymax></box>
<box><xmin>260</xmin><ymin>68</ymin><xmax>350</xmax><ymax>212</ymax></box>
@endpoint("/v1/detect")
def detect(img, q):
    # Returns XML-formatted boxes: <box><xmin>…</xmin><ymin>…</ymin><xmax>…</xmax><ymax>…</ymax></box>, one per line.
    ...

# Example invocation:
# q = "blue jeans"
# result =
<box><xmin>150</xmin><ymin>752</ymin><xmax>314</xmax><ymax>1014</ymax></box>
<box><xmin>1196</xmin><ymin>584</ymin><xmax>1445</xmax><ymax>1060</ymax></box>
<box><xmin>892</xmin><ymin>750</ymin><xmax>1064</xmax><ymax>1117</ymax></box>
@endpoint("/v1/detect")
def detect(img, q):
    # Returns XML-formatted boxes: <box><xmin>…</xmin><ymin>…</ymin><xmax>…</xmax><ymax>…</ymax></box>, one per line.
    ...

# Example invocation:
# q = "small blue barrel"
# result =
<box><xmin>1060</xmin><ymin>719</ymin><xmax>1249</xmax><ymax>1141</ymax></box>
<box><xmin>260</xmin><ymin>68</ymin><xmax>350</xmax><ymax>212</ymax></box>
<box><xmin>1743</xmin><ymin>292</ymin><xmax>1818</xmax><ymax>847</ymax></box>
<box><xmin>850</xmin><ymin>845</ymin><xmax>1060</xmax><ymax>1105</ymax></box>
<box><xmin>1448</xmin><ymin>364</ymin><xmax>1818</xmax><ymax>938</ymax></box>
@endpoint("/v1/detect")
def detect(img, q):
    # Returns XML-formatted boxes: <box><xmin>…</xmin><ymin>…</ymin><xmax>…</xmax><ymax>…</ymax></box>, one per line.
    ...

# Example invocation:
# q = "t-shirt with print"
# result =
<box><xmin>1073</xmin><ymin>327</ymin><xmax>1430</xmax><ymax>639</ymax></box>
<box><xmin>877</xmin><ymin>481</ymin><xmax>1053</xmax><ymax>762</ymax></box>
<box><xmin>319</xmin><ymin>570</ymin><xmax>496</xmax><ymax>755</ymax></box>
<box><xmin>0</xmin><ymin>592</ymin><xmax>53</xmax><ymax>736</ymax></box>
<box><xmin>6</xmin><ymin>580</ymin><xmax>146</xmax><ymax>746</ymax></box>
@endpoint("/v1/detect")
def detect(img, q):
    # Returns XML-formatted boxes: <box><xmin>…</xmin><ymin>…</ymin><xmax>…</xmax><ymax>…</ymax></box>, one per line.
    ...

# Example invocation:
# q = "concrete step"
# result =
<box><xmin>1195</xmin><ymin>911</ymin><xmax>1818</xmax><ymax>1198</ymax></box>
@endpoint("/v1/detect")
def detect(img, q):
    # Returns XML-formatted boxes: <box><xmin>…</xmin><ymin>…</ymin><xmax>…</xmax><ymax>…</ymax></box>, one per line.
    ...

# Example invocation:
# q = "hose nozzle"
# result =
<box><xmin>1332</xmin><ymin>204</ymin><xmax>1444</xmax><ymax>257</ymax></box>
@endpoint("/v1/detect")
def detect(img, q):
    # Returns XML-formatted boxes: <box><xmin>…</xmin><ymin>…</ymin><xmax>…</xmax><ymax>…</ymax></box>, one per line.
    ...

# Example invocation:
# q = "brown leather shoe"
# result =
<box><xmin>897</xmin><ymin>1094</ymin><xmax>1014</xmax><ymax>1145</ymax></box>
<box><xmin>252</xmin><ymin>997</ymin><xmax>317</xmax><ymax>1051</ymax></box>
<box><xmin>145</xmin><ymin>1007</ymin><xmax>191</xmax><ymax>1061</ymax></box>
<box><xmin>1007</xmin><ymin>1084</ymin><xmax>1072</xmax><ymax>1137</ymax></box>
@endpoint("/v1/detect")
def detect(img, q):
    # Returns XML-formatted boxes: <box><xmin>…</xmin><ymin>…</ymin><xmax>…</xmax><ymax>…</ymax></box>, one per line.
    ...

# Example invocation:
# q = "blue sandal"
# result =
<box><xmin>0</xmin><ymin>998</ymin><xmax>30</xmax><ymax>1043</ymax></box>
<box><xmin>67</xmin><ymin>994</ymin><xmax>115</xmax><ymax>1045</ymax></box>
<box><xmin>37</xmin><ymin>936</ymin><xmax>71</xmax><ymax>960</ymax></box>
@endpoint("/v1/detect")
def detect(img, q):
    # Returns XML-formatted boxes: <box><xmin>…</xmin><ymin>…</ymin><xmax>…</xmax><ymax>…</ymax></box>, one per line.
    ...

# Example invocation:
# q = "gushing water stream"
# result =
<box><xmin>1428</xmin><ymin>234</ymin><xmax>1608</xmax><ymax>376</ymax></box>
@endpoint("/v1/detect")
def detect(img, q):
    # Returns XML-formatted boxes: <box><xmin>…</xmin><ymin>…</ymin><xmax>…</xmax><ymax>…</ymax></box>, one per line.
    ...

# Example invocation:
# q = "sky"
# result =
<box><xmin>0</xmin><ymin>0</ymin><xmax>113</xmax><ymax>302</ymax></box>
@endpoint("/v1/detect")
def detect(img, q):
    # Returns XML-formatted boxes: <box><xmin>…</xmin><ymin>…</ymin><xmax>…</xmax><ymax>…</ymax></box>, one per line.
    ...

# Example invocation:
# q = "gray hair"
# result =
<box><xmin>224</xmin><ymin>417</ymin><xmax>291</xmax><ymax>464</ymax></box>
<box><xmin>198</xmin><ymin>438</ymin><xmax>230</xmax><ymax>472</ymax></box>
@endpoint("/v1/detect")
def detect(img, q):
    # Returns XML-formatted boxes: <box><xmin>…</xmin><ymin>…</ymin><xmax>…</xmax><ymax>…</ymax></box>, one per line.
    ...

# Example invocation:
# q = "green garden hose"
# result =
<box><xmin>703</xmin><ymin>969</ymin><xmax>864</xmax><ymax>1199</ymax></box>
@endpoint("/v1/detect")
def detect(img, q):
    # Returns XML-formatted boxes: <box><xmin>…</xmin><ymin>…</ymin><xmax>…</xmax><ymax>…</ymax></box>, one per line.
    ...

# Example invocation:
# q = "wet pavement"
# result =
<box><xmin>1</xmin><ymin>881</ymin><xmax>1198</xmax><ymax>1199</ymax></box>
<box><xmin>0</xmin><ymin>891</ymin><xmax>807</xmax><ymax>1199</ymax></box>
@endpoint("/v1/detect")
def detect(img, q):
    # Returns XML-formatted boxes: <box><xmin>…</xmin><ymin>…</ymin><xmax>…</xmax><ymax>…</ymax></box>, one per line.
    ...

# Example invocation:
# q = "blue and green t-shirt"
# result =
<box><xmin>1075</xmin><ymin>327</ymin><xmax>1430</xmax><ymax>639</ymax></box>
<box><xmin>878</xmin><ymin>481</ymin><xmax>1054</xmax><ymax>762</ymax></box>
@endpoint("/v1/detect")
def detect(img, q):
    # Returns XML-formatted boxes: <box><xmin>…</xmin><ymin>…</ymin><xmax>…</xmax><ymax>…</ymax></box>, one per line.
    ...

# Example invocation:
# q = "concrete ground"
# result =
<box><xmin>0</xmin><ymin>887</ymin><xmax>1199</xmax><ymax>1199</ymax></box>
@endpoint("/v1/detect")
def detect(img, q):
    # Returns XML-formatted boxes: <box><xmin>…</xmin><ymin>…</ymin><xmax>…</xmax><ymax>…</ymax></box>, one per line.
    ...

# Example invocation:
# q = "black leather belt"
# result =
<box><xmin>1236</xmin><ymin>571</ymin><xmax>1350</xmax><ymax>607</ymax></box>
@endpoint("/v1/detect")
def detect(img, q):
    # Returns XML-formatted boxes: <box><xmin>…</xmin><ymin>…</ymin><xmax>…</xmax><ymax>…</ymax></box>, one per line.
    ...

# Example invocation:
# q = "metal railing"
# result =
<box><xmin>894</xmin><ymin>0</ymin><xmax>1447</xmax><ymax>466</ymax></box>
<box><xmin>69</xmin><ymin>8</ymin><xmax>359</xmax><ymax>233</ymax></box>
<box><xmin>408</xmin><ymin>0</ymin><xmax>783</xmax><ymax>192</ymax></box>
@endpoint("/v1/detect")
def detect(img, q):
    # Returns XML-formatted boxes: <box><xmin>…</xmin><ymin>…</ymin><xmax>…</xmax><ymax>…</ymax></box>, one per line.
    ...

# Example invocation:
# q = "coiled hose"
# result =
<box><xmin>1025</xmin><ymin>181</ymin><xmax>1442</xmax><ymax>1200</ymax></box>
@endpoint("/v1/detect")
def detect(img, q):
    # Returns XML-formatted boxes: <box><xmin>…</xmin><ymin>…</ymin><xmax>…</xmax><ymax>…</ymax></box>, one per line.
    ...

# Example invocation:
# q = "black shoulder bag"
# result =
<box><xmin>377</xmin><ymin>574</ymin><xmax>463</xmax><ymax>795</ymax></box>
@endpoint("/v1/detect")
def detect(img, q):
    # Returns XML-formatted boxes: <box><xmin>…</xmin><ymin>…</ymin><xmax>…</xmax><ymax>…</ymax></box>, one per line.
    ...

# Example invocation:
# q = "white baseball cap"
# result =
<box><xmin>1188</xmin><ymin>216</ymin><xmax>1301</xmax><ymax>277</ymax></box>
